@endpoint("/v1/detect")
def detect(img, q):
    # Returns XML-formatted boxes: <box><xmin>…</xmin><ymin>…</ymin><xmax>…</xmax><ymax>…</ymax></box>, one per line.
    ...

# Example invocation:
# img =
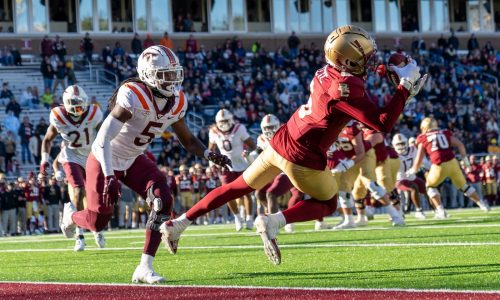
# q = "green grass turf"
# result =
<box><xmin>0</xmin><ymin>208</ymin><xmax>499</xmax><ymax>290</ymax></box>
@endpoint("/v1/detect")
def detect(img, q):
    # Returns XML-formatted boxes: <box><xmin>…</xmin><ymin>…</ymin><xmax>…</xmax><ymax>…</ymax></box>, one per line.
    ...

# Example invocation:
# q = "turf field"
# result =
<box><xmin>0</xmin><ymin>208</ymin><xmax>499</xmax><ymax>297</ymax></box>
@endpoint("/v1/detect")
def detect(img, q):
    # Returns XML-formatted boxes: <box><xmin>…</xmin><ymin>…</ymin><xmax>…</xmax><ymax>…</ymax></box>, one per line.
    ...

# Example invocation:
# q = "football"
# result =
<box><xmin>387</xmin><ymin>52</ymin><xmax>409</xmax><ymax>86</ymax></box>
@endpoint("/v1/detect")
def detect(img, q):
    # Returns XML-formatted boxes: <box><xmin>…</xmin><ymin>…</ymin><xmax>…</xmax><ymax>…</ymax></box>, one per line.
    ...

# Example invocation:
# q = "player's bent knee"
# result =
<box><xmin>354</xmin><ymin>199</ymin><xmax>366</xmax><ymax>210</ymax></box>
<box><xmin>427</xmin><ymin>186</ymin><xmax>440</xmax><ymax>198</ymax></box>
<box><xmin>461</xmin><ymin>184</ymin><xmax>476</xmax><ymax>197</ymax></box>
<box><xmin>338</xmin><ymin>192</ymin><xmax>354</xmax><ymax>209</ymax></box>
<box><xmin>88</xmin><ymin>211</ymin><xmax>112</xmax><ymax>232</ymax></box>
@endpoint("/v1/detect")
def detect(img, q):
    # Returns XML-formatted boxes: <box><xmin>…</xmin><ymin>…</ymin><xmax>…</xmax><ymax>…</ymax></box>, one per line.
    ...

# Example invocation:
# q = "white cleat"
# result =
<box><xmin>355</xmin><ymin>215</ymin><xmax>368</xmax><ymax>227</ymax></box>
<box><xmin>132</xmin><ymin>265</ymin><xmax>166</xmax><ymax>284</ymax></box>
<box><xmin>159</xmin><ymin>218</ymin><xmax>189</xmax><ymax>254</ymax></box>
<box><xmin>333</xmin><ymin>220</ymin><xmax>356</xmax><ymax>230</ymax></box>
<box><xmin>391</xmin><ymin>217</ymin><xmax>406</xmax><ymax>227</ymax></box>
<box><xmin>93</xmin><ymin>231</ymin><xmax>106</xmax><ymax>248</ymax></box>
<box><xmin>415</xmin><ymin>211</ymin><xmax>426</xmax><ymax>220</ymax></box>
<box><xmin>314</xmin><ymin>220</ymin><xmax>332</xmax><ymax>230</ymax></box>
<box><xmin>234</xmin><ymin>216</ymin><xmax>244</xmax><ymax>232</ymax></box>
<box><xmin>479</xmin><ymin>201</ymin><xmax>491</xmax><ymax>212</ymax></box>
<box><xmin>73</xmin><ymin>238</ymin><xmax>85</xmax><ymax>252</ymax></box>
<box><xmin>434</xmin><ymin>209</ymin><xmax>448</xmax><ymax>219</ymax></box>
<box><xmin>61</xmin><ymin>202</ymin><xmax>77</xmax><ymax>238</ymax></box>
<box><xmin>255</xmin><ymin>215</ymin><xmax>282</xmax><ymax>265</ymax></box>
<box><xmin>246</xmin><ymin>217</ymin><xmax>254</xmax><ymax>230</ymax></box>
<box><xmin>284</xmin><ymin>223</ymin><xmax>295</xmax><ymax>233</ymax></box>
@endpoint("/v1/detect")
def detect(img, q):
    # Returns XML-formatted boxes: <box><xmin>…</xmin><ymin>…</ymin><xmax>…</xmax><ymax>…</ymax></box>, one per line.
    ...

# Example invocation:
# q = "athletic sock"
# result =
<box><xmin>140</xmin><ymin>253</ymin><xmax>154</xmax><ymax>268</ymax></box>
<box><xmin>282</xmin><ymin>197</ymin><xmax>337</xmax><ymax>224</ymax></box>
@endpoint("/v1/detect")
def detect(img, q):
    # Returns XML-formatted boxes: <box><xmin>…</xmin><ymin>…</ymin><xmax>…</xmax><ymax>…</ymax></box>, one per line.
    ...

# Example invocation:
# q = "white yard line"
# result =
<box><xmin>0</xmin><ymin>280</ymin><xmax>498</xmax><ymax>294</ymax></box>
<box><xmin>1</xmin><ymin>241</ymin><xmax>500</xmax><ymax>253</ymax></box>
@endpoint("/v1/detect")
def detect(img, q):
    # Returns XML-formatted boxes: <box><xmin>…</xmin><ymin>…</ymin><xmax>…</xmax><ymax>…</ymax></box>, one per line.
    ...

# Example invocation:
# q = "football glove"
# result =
<box><xmin>405</xmin><ymin>169</ymin><xmax>416</xmax><ymax>181</ymax></box>
<box><xmin>103</xmin><ymin>175</ymin><xmax>121</xmax><ymax>207</ymax></box>
<box><xmin>390</xmin><ymin>59</ymin><xmax>421</xmax><ymax>91</ymax></box>
<box><xmin>205</xmin><ymin>151</ymin><xmax>232</xmax><ymax>169</ymax></box>
<box><xmin>55</xmin><ymin>170</ymin><xmax>65</xmax><ymax>182</ymax></box>
<box><xmin>462</xmin><ymin>159</ymin><xmax>471</xmax><ymax>170</ymax></box>
<box><xmin>40</xmin><ymin>161</ymin><xmax>50</xmax><ymax>176</ymax></box>
<box><xmin>408</xmin><ymin>73</ymin><xmax>428</xmax><ymax>98</ymax></box>
<box><xmin>331</xmin><ymin>159</ymin><xmax>355</xmax><ymax>174</ymax></box>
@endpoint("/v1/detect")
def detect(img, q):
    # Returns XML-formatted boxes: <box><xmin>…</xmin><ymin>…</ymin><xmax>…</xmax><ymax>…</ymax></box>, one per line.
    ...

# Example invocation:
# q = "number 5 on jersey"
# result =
<box><xmin>134</xmin><ymin>121</ymin><xmax>163</xmax><ymax>146</ymax></box>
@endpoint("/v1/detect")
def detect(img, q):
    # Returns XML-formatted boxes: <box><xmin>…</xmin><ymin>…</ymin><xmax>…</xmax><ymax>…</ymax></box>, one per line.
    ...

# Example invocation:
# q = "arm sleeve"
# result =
<box><xmin>239</xmin><ymin>125</ymin><xmax>250</xmax><ymax>141</ymax></box>
<box><xmin>335</xmin><ymin>86</ymin><xmax>410</xmax><ymax>133</ymax></box>
<box><xmin>91</xmin><ymin>115</ymin><xmax>124</xmax><ymax>177</ymax></box>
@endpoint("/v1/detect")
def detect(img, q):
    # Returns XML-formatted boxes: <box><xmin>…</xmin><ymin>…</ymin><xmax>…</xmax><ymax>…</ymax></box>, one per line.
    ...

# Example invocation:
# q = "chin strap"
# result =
<box><xmin>151</xmin><ymin>87</ymin><xmax>176</xmax><ymax>112</ymax></box>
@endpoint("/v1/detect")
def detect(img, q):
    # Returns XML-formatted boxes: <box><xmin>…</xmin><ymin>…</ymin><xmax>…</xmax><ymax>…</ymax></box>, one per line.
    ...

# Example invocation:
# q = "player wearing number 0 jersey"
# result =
<box><xmin>412</xmin><ymin>117</ymin><xmax>490</xmax><ymax>219</ymax></box>
<box><xmin>58</xmin><ymin>45</ymin><xmax>231</xmax><ymax>284</ymax></box>
<box><xmin>162</xmin><ymin>25</ymin><xmax>427</xmax><ymax>265</ymax></box>
<box><xmin>209</xmin><ymin>109</ymin><xmax>256</xmax><ymax>231</ymax></box>
<box><xmin>40</xmin><ymin>85</ymin><xmax>104</xmax><ymax>252</ymax></box>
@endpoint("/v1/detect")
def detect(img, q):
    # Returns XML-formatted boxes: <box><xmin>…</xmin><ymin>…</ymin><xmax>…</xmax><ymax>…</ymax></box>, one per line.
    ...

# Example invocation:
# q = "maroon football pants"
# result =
<box><xmin>72</xmin><ymin>153</ymin><xmax>172</xmax><ymax>256</ymax></box>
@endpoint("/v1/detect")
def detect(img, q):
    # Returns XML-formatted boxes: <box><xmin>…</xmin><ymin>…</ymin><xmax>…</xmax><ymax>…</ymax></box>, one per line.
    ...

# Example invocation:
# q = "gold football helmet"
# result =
<box><xmin>324</xmin><ymin>25</ymin><xmax>377</xmax><ymax>75</ymax></box>
<box><xmin>420</xmin><ymin>117</ymin><xmax>438</xmax><ymax>133</ymax></box>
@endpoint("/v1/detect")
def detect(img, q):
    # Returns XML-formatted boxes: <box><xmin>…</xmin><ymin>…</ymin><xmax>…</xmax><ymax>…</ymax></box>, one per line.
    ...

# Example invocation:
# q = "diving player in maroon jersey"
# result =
<box><xmin>161</xmin><ymin>25</ymin><xmax>427</xmax><ymax>265</ymax></box>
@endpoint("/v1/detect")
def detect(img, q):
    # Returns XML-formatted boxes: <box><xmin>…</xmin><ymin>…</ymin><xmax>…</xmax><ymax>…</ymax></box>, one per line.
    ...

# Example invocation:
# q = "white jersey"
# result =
<box><xmin>256</xmin><ymin>134</ymin><xmax>270</xmax><ymax>150</ymax></box>
<box><xmin>209</xmin><ymin>124</ymin><xmax>250</xmax><ymax>172</ymax></box>
<box><xmin>397</xmin><ymin>146</ymin><xmax>430</xmax><ymax>181</ymax></box>
<box><xmin>50</xmin><ymin>105</ymin><xmax>103</xmax><ymax>167</ymax></box>
<box><xmin>106</xmin><ymin>82</ymin><xmax>187</xmax><ymax>171</ymax></box>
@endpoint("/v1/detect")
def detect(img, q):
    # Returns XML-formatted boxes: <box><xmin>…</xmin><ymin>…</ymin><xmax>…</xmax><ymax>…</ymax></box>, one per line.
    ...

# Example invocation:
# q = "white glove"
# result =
<box><xmin>408</xmin><ymin>73</ymin><xmax>428</xmax><ymax>98</ymax></box>
<box><xmin>331</xmin><ymin>159</ymin><xmax>355</xmax><ymax>174</ymax></box>
<box><xmin>55</xmin><ymin>170</ymin><xmax>65</xmax><ymax>182</ymax></box>
<box><xmin>462</xmin><ymin>159</ymin><xmax>471</xmax><ymax>170</ymax></box>
<box><xmin>405</xmin><ymin>169</ymin><xmax>416</xmax><ymax>181</ymax></box>
<box><xmin>390</xmin><ymin>59</ymin><xmax>421</xmax><ymax>91</ymax></box>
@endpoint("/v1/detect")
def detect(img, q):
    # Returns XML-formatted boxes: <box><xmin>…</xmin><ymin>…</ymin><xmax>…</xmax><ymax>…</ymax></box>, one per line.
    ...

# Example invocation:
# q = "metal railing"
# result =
<box><xmin>95</xmin><ymin>69</ymin><xmax>119</xmax><ymax>88</ymax></box>
<box><xmin>186</xmin><ymin>111</ymin><xmax>205</xmax><ymax>134</ymax></box>
<box><xmin>71</xmin><ymin>56</ymin><xmax>93</xmax><ymax>80</ymax></box>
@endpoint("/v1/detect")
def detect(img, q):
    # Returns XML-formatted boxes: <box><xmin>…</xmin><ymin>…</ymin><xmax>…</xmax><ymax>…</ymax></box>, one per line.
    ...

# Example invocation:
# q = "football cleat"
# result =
<box><xmin>414</xmin><ymin>210</ymin><xmax>427</xmax><ymax>220</ymax></box>
<box><xmin>479</xmin><ymin>201</ymin><xmax>491</xmax><ymax>212</ymax></box>
<box><xmin>93</xmin><ymin>231</ymin><xmax>106</xmax><ymax>248</ymax></box>
<box><xmin>73</xmin><ymin>238</ymin><xmax>85</xmax><ymax>252</ymax></box>
<box><xmin>234</xmin><ymin>215</ymin><xmax>244</xmax><ymax>232</ymax></box>
<box><xmin>333</xmin><ymin>219</ymin><xmax>356</xmax><ymax>230</ymax></box>
<box><xmin>434</xmin><ymin>209</ymin><xmax>448</xmax><ymax>219</ymax></box>
<box><xmin>284</xmin><ymin>223</ymin><xmax>295</xmax><ymax>233</ymax></box>
<box><xmin>246</xmin><ymin>217</ymin><xmax>254</xmax><ymax>230</ymax></box>
<box><xmin>60</xmin><ymin>202</ymin><xmax>77</xmax><ymax>238</ymax></box>
<box><xmin>355</xmin><ymin>215</ymin><xmax>368</xmax><ymax>227</ymax></box>
<box><xmin>314</xmin><ymin>220</ymin><xmax>332</xmax><ymax>230</ymax></box>
<box><xmin>132</xmin><ymin>265</ymin><xmax>166</xmax><ymax>284</ymax></box>
<box><xmin>391</xmin><ymin>217</ymin><xmax>406</xmax><ymax>227</ymax></box>
<box><xmin>159</xmin><ymin>218</ymin><xmax>189</xmax><ymax>254</ymax></box>
<box><xmin>255</xmin><ymin>215</ymin><xmax>282</xmax><ymax>265</ymax></box>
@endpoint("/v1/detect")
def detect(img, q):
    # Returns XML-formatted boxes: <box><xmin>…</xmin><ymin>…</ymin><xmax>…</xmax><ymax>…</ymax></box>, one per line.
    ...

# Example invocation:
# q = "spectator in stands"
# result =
<box><xmin>35</xmin><ymin>118</ymin><xmax>48</xmax><ymax>136</ymax></box>
<box><xmin>1</xmin><ymin>46</ymin><xmax>13</xmax><ymax>66</ymax></box>
<box><xmin>29</xmin><ymin>131</ymin><xmax>42</xmax><ymax>165</ymax></box>
<box><xmin>5</xmin><ymin>99</ymin><xmax>21</xmax><ymax>119</ymax></box>
<box><xmin>52</xmin><ymin>60</ymin><xmax>67</xmax><ymax>94</ymax></box>
<box><xmin>40</xmin><ymin>57</ymin><xmax>55</xmax><ymax>90</ymax></box>
<box><xmin>448</xmin><ymin>30</ymin><xmax>459</xmax><ymax>49</ymax></box>
<box><xmin>143</xmin><ymin>33</ymin><xmax>155</xmax><ymax>49</ymax></box>
<box><xmin>20</xmin><ymin>86</ymin><xmax>36</xmax><ymax>109</ymax></box>
<box><xmin>52</xmin><ymin>35</ymin><xmax>66</xmax><ymax>61</ymax></box>
<box><xmin>160</xmin><ymin>31</ymin><xmax>174</xmax><ymax>50</ymax></box>
<box><xmin>102</xmin><ymin>44</ymin><xmax>112</xmax><ymax>62</ymax></box>
<box><xmin>40</xmin><ymin>88</ymin><xmax>54</xmax><ymax>109</ymax></box>
<box><xmin>287</xmin><ymin>31</ymin><xmax>300</xmax><ymax>59</ymax></box>
<box><xmin>16</xmin><ymin>178</ymin><xmax>27</xmax><ymax>235</ymax></box>
<box><xmin>81</xmin><ymin>32</ymin><xmax>94</xmax><ymax>62</ymax></box>
<box><xmin>3</xmin><ymin>131</ymin><xmax>16</xmax><ymax>174</ymax></box>
<box><xmin>18</xmin><ymin>116</ymin><xmax>33</xmax><ymax>164</ymax></box>
<box><xmin>467</xmin><ymin>33</ymin><xmax>480</xmax><ymax>53</ymax></box>
<box><xmin>185</xmin><ymin>34</ymin><xmax>198</xmax><ymax>52</ymax></box>
<box><xmin>11</xmin><ymin>46</ymin><xmax>21</xmax><ymax>66</ymax></box>
<box><xmin>175</xmin><ymin>15</ymin><xmax>184</xmax><ymax>32</ymax></box>
<box><xmin>112</xmin><ymin>41</ymin><xmax>125</xmax><ymax>60</ymax></box>
<box><xmin>131</xmin><ymin>33</ymin><xmax>142</xmax><ymax>55</ymax></box>
<box><xmin>183</xmin><ymin>13</ymin><xmax>194</xmax><ymax>32</ymax></box>
<box><xmin>0</xmin><ymin>136</ymin><xmax>5</xmax><ymax>172</ymax></box>
<box><xmin>66</xmin><ymin>61</ymin><xmax>77</xmax><ymax>86</ymax></box>
<box><xmin>1</xmin><ymin>82</ymin><xmax>14</xmax><ymax>106</ymax></box>
<box><xmin>40</xmin><ymin>35</ymin><xmax>53</xmax><ymax>58</ymax></box>
<box><xmin>488</xmin><ymin>139</ymin><xmax>500</xmax><ymax>154</ymax></box>
<box><xmin>43</xmin><ymin>177</ymin><xmax>60</xmax><ymax>233</ymax></box>
<box><xmin>3</xmin><ymin>110</ymin><xmax>19</xmax><ymax>134</ymax></box>
<box><xmin>1</xmin><ymin>182</ymin><xmax>18</xmax><ymax>236</ymax></box>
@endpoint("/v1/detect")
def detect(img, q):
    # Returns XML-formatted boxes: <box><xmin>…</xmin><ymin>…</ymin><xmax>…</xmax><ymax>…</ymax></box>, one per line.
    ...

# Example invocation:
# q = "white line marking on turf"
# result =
<box><xmin>0</xmin><ymin>281</ymin><xmax>499</xmax><ymax>294</ymax></box>
<box><xmin>2</xmin><ymin>242</ymin><xmax>500</xmax><ymax>253</ymax></box>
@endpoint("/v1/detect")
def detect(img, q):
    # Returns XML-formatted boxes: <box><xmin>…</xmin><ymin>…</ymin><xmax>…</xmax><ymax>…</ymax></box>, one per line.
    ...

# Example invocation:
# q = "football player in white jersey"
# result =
<box><xmin>58</xmin><ymin>45</ymin><xmax>230</xmax><ymax>284</ymax></box>
<box><xmin>392</xmin><ymin>133</ymin><xmax>427</xmax><ymax>219</ymax></box>
<box><xmin>208</xmin><ymin>109</ymin><xmax>256</xmax><ymax>231</ymax></box>
<box><xmin>40</xmin><ymin>85</ymin><xmax>104</xmax><ymax>251</ymax></box>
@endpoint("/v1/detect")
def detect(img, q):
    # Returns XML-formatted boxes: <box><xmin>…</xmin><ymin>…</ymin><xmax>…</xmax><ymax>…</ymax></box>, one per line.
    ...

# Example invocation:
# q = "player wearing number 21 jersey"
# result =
<box><xmin>58</xmin><ymin>45</ymin><xmax>231</xmax><ymax>284</ymax></box>
<box><xmin>40</xmin><ymin>85</ymin><xmax>104</xmax><ymax>252</ymax></box>
<box><xmin>412</xmin><ymin>117</ymin><xmax>490</xmax><ymax>219</ymax></box>
<box><xmin>162</xmin><ymin>25</ymin><xmax>427</xmax><ymax>265</ymax></box>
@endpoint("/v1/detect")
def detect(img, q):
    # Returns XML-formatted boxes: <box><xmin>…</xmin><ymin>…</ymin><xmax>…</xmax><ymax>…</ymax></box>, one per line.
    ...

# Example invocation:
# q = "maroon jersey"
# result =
<box><xmin>386</xmin><ymin>146</ymin><xmax>399</xmax><ymax>159</ymax></box>
<box><xmin>166</xmin><ymin>175</ymin><xmax>177</xmax><ymax>195</ymax></box>
<box><xmin>482</xmin><ymin>163</ymin><xmax>498</xmax><ymax>181</ymax></box>
<box><xmin>176</xmin><ymin>174</ymin><xmax>192</xmax><ymax>192</ymax></box>
<box><xmin>202</xmin><ymin>175</ymin><xmax>219</xmax><ymax>194</ymax></box>
<box><xmin>337</xmin><ymin>121</ymin><xmax>372</xmax><ymax>159</ymax></box>
<box><xmin>192</xmin><ymin>175</ymin><xmax>201</xmax><ymax>193</ymax></box>
<box><xmin>363</xmin><ymin>129</ymin><xmax>388</xmax><ymax>162</ymax></box>
<box><xmin>466</xmin><ymin>163</ymin><xmax>482</xmax><ymax>183</ymax></box>
<box><xmin>270</xmin><ymin>65</ymin><xmax>409</xmax><ymax>170</ymax></box>
<box><xmin>24</xmin><ymin>183</ymin><xmax>41</xmax><ymax>203</ymax></box>
<box><xmin>416</xmin><ymin>129</ymin><xmax>455</xmax><ymax>165</ymax></box>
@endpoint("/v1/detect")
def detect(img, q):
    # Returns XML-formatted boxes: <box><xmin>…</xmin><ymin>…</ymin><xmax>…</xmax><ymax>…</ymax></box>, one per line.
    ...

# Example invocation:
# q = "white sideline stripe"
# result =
<box><xmin>2</xmin><ymin>242</ymin><xmax>500</xmax><ymax>253</ymax></box>
<box><xmin>0</xmin><ymin>281</ymin><xmax>499</xmax><ymax>294</ymax></box>
<box><xmin>1</xmin><ymin>223</ymin><xmax>500</xmax><ymax>244</ymax></box>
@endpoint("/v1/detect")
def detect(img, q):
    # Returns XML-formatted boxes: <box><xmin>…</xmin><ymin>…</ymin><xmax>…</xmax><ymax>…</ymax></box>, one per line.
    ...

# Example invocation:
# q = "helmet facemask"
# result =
<box><xmin>65</xmin><ymin>96</ymin><xmax>89</xmax><ymax>117</ymax></box>
<box><xmin>262</xmin><ymin>124</ymin><xmax>279</xmax><ymax>139</ymax></box>
<box><xmin>394</xmin><ymin>142</ymin><xmax>407</xmax><ymax>154</ymax></box>
<box><xmin>216</xmin><ymin>119</ymin><xmax>232</xmax><ymax>132</ymax></box>
<box><xmin>150</xmin><ymin>67</ymin><xmax>184</xmax><ymax>97</ymax></box>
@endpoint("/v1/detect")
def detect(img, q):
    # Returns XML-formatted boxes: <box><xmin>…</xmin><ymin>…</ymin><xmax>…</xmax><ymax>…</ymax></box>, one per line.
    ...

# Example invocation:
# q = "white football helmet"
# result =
<box><xmin>137</xmin><ymin>45</ymin><xmax>183</xmax><ymax>97</ymax></box>
<box><xmin>392</xmin><ymin>133</ymin><xmax>408</xmax><ymax>154</ymax></box>
<box><xmin>260</xmin><ymin>114</ymin><xmax>280</xmax><ymax>139</ymax></box>
<box><xmin>215</xmin><ymin>109</ymin><xmax>234</xmax><ymax>132</ymax></box>
<box><xmin>63</xmin><ymin>85</ymin><xmax>89</xmax><ymax>117</ymax></box>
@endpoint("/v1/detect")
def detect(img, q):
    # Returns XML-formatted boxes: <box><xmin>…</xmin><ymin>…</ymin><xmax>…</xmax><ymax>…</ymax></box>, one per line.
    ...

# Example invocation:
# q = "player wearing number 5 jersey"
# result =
<box><xmin>162</xmin><ymin>25</ymin><xmax>427</xmax><ymax>265</ymax></box>
<box><xmin>40</xmin><ymin>85</ymin><xmax>104</xmax><ymax>252</ymax></box>
<box><xmin>58</xmin><ymin>45</ymin><xmax>231</xmax><ymax>284</ymax></box>
<box><xmin>412</xmin><ymin>117</ymin><xmax>490</xmax><ymax>219</ymax></box>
